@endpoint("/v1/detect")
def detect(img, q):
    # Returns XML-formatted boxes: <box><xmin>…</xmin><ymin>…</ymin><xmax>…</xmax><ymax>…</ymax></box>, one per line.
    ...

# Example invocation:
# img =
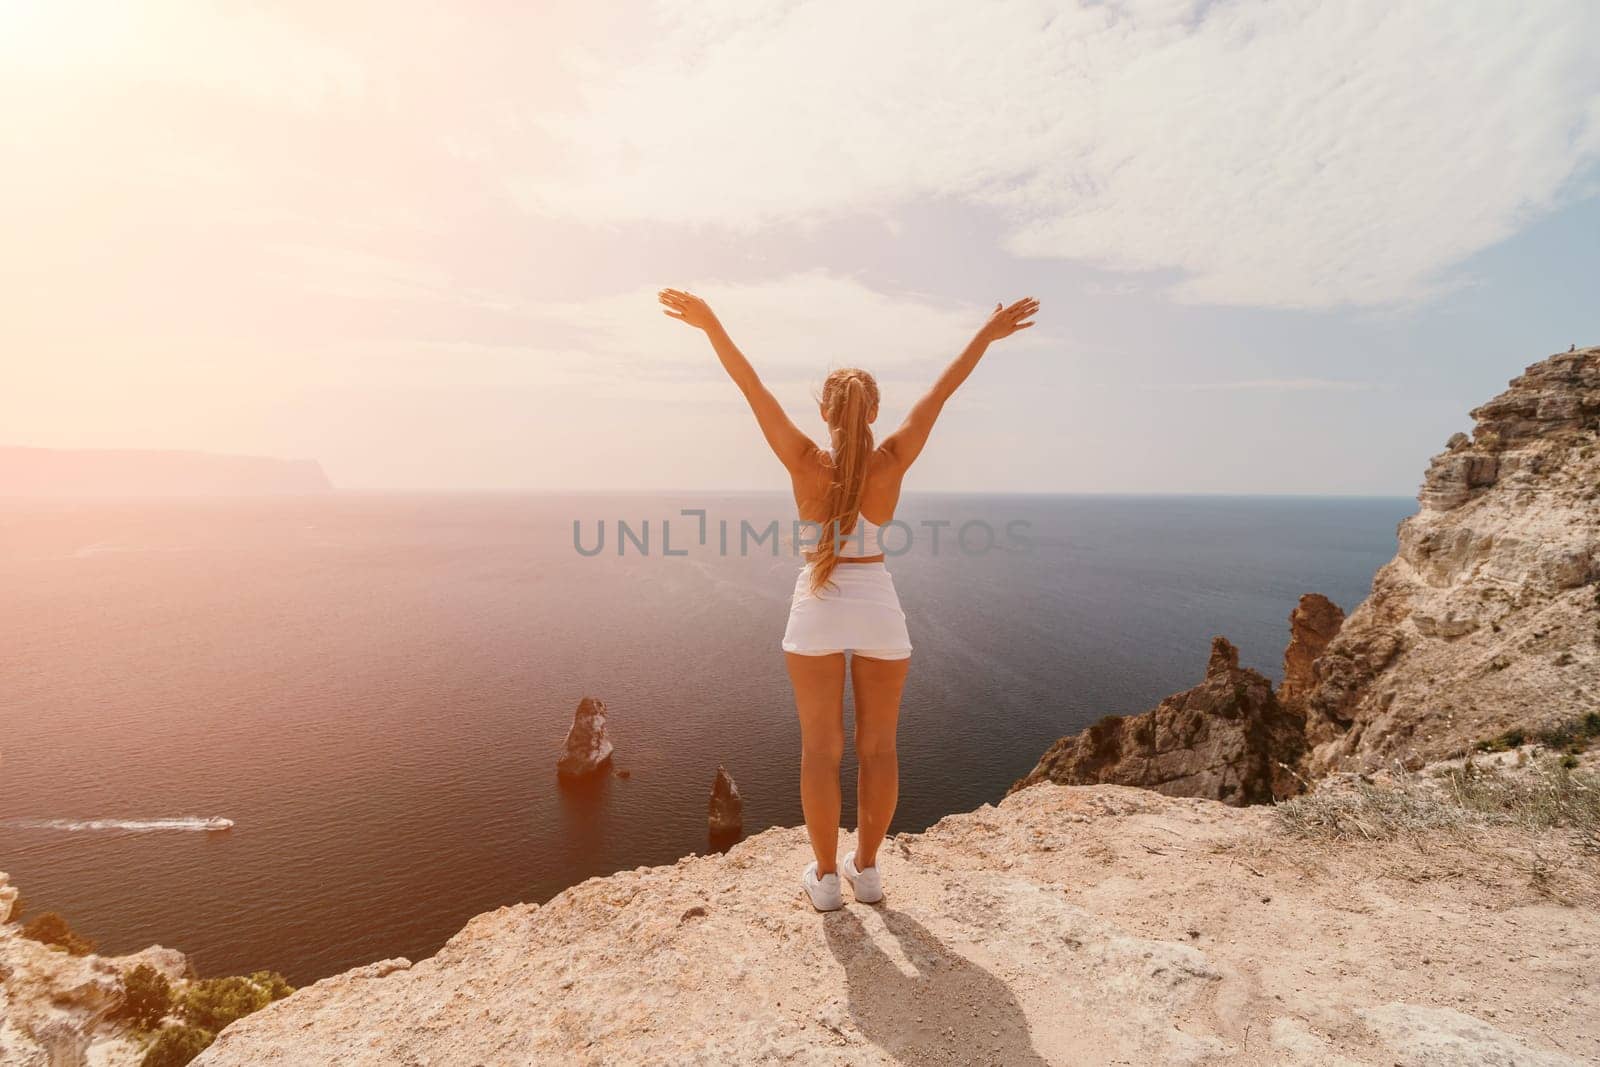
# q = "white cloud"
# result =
<box><xmin>282</xmin><ymin>268</ymin><xmax>1032</xmax><ymax>394</ymax></box>
<box><xmin>505</xmin><ymin>269</ymin><xmax>1040</xmax><ymax>382</ymax></box>
<box><xmin>517</xmin><ymin>0</ymin><xmax>1600</xmax><ymax>309</ymax></box>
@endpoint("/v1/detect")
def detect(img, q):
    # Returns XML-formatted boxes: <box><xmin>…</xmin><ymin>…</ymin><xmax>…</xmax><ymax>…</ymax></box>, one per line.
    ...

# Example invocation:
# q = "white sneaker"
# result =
<box><xmin>841</xmin><ymin>849</ymin><xmax>883</xmax><ymax>903</ymax></box>
<box><xmin>801</xmin><ymin>860</ymin><xmax>843</xmax><ymax>911</ymax></box>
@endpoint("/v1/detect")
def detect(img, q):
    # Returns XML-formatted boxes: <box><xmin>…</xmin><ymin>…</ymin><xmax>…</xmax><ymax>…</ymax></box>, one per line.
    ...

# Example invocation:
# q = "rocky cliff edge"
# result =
<box><xmin>195</xmin><ymin>779</ymin><xmax>1598</xmax><ymax>1066</ymax></box>
<box><xmin>0</xmin><ymin>872</ymin><xmax>192</xmax><ymax>1067</ymax></box>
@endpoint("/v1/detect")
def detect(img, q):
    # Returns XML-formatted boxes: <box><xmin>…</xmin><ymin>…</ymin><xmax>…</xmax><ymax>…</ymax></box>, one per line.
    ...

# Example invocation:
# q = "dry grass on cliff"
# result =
<box><xmin>1275</xmin><ymin>754</ymin><xmax>1600</xmax><ymax>848</ymax></box>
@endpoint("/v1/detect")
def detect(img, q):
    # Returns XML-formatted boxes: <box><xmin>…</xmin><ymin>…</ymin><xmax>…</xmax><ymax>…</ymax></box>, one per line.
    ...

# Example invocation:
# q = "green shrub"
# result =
<box><xmin>180</xmin><ymin>971</ymin><xmax>293</xmax><ymax>1034</ymax></box>
<box><xmin>1475</xmin><ymin>726</ymin><xmax>1526</xmax><ymax>752</ymax></box>
<box><xmin>21</xmin><ymin>911</ymin><xmax>95</xmax><ymax>956</ymax></box>
<box><xmin>1535</xmin><ymin>711</ymin><xmax>1600</xmax><ymax>753</ymax></box>
<box><xmin>115</xmin><ymin>964</ymin><xmax>175</xmax><ymax>1030</ymax></box>
<box><xmin>248</xmin><ymin>970</ymin><xmax>294</xmax><ymax>1003</ymax></box>
<box><xmin>140</xmin><ymin>1025</ymin><xmax>214</xmax><ymax>1067</ymax></box>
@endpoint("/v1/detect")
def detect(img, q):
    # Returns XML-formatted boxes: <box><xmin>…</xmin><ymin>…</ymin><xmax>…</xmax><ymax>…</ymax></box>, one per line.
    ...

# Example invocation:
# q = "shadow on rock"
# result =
<box><xmin>822</xmin><ymin>905</ymin><xmax>1048</xmax><ymax>1066</ymax></box>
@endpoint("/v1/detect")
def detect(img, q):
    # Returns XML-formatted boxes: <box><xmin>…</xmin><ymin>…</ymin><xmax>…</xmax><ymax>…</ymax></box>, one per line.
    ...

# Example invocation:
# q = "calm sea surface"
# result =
<box><xmin>0</xmin><ymin>492</ymin><xmax>1413</xmax><ymax>984</ymax></box>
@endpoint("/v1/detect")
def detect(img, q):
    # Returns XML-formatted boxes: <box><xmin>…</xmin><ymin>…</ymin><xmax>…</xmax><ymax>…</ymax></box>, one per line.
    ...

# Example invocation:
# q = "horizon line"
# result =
<box><xmin>328</xmin><ymin>487</ymin><xmax>1420</xmax><ymax>500</ymax></box>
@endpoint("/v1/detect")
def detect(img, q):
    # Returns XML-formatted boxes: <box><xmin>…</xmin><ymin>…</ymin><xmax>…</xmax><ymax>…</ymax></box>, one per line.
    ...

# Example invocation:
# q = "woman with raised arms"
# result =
<box><xmin>659</xmin><ymin>287</ymin><xmax>1039</xmax><ymax>910</ymax></box>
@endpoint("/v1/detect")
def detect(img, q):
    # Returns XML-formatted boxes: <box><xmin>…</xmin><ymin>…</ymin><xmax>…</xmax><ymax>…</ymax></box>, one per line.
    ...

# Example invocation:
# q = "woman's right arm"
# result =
<box><xmin>658</xmin><ymin>287</ymin><xmax>820</xmax><ymax>472</ymax></box>
<box><xmin>880</xmin><ymin>296</ymin><xmax>1039</xmax><ymax>471</ymax></box>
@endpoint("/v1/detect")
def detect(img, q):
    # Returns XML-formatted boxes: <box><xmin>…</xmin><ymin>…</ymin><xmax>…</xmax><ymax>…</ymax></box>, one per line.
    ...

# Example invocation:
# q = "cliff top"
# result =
<box><xmin>1419</xmin><ymin>346</ymin><xmax>1599</xmax><ymax>510</ymax></box>
<box><xmin>196</xmin><ymin>779</ymin><xmax>1599</xmax><ymax>1065</ymax></box>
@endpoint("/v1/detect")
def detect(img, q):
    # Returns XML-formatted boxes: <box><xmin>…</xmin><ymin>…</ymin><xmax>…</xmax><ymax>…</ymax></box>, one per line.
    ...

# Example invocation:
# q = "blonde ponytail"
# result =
<box><xmin>808</xmin><ymin>368</ymin><xmax>879</xmax><ymax>596</ymax></box>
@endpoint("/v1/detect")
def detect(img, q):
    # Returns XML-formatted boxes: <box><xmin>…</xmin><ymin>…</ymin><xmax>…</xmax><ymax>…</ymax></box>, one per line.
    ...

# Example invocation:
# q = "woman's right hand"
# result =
<box><xmin>976</xmin><ymin>297</ymin><xmax>1040</xmax><ymax>343</ymax></box>
<box><xmin>658</xmin><ymin>288</ymin><xmax>719</xmax><ymax>331</ymax></box>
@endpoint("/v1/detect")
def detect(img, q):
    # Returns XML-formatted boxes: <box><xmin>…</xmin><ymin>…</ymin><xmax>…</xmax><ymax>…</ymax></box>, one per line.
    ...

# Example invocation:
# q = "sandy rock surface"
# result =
<box><xmin>196</xmin><ymin>783</ymin><xmax>1598</xmax><ymax>1066</ymax></box>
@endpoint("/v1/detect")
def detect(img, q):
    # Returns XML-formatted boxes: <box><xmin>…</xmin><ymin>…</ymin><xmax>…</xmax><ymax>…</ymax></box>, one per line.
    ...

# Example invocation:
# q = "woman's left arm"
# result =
<box><xmin>659</xmin><ymin>287</ymin><xmax>819</xmax><ymax>471</ymax></box>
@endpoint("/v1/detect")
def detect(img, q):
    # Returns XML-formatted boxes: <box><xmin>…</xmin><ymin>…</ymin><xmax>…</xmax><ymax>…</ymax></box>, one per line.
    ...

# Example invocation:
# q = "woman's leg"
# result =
<box><xmin>785</xmin><ymin>651</ymin><xmax>847</xmax><ymax>875</ymax></box>
<box><xmin>850</xmin><ymin>653</ymin><xmax>910</xmax><ymax>870</ymax></box>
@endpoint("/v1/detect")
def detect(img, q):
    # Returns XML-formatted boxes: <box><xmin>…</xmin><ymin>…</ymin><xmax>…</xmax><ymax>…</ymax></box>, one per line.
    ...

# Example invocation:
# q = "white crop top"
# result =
<box><xmin>837</xmin><ymin>515</ymin><xmax>885</xmax><ymax>558</ymax></box>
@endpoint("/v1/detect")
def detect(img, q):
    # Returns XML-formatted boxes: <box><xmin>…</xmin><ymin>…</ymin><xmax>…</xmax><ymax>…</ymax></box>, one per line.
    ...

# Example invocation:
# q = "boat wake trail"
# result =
<box><xmin>5</xmin><ymin>817</ymin><xmax>233</xmax><ymax>833</ymax></box>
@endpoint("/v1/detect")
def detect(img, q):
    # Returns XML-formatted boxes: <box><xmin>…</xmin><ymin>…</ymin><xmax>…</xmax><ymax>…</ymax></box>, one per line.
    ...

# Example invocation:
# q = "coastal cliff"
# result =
<box><xmin>1303</xmin><ymin>347</ymin><xmax>1600</xmax><ymax>773</ymax></box>
<box><xmin>0</xmin><ymin>447</ymin><xmax>333</xmax><ymax>496</ymax></box>
<box><xmin>1016</xmin><ymin>346</ymin><xmax>1600</xmax><ymax>798</ymax></box>
<box><xmin>15</xmin><ymin>348</ymin><xmax>1597</xmax><ymax>1065</ymax></box>
<box><xmin>186</xmin><ymin>345</ymin><xmax>1597</xmax><ymax>1066</ymax></box>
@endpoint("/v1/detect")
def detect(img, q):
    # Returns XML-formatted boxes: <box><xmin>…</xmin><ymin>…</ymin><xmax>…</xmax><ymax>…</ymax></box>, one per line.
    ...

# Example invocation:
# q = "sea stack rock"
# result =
<box><xmin>1277</xmin><ymin>593</ymin><xmax>1345</xmax><ymax>710</ymax></box>
<box><xmin>708</xmin><ymin>765</ymin><xmax>743</xmax><ymax>834</ymax></box>
<box><xmin>556</xmin><ymin>697</ymin><xmax>614</xmax><ymax>779</ymax></box>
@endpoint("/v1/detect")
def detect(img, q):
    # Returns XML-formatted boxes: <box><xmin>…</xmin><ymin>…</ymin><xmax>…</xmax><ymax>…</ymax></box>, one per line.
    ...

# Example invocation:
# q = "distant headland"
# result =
<box><xmin>0</xmin><ymin>447</ymin><xmax>333</xmax><ymax>497</ymax></box>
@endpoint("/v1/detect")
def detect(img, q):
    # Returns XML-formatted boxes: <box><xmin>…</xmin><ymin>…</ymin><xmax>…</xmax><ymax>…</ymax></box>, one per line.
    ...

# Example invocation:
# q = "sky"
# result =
<box><xmin>3</xmin><ymin>0</ymin><xmax>1598</xmax><ymax>494</ymax></box>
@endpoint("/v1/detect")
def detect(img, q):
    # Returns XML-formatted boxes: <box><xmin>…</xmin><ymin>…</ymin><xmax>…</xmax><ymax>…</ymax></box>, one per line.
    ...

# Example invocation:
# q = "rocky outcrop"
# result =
<box><xmin>708</xmin><ymin>764</ymin><xmax>743</xmax><ymax>835</ymax></box>
<box><xmin>556</xmin><ymin>697</ymin><xmax>614</xmax><ymax>779</ymax></box>
<box><xmin>1017</xmin><ymin>346</ymin><xmax>1599</xmax><ymax>797</ymax></box>
<box><xmin>193</xmin><ymin>782</ymin><xmax>1599</xmax><ymax>1065</ymax></box>
<box><xmin>0</xmin><ymin>872</ymin><xmax>193</xmax><ymax>1066</ymax></box>
<box><xmin>1278</xmin><ymin>593</ymin><xmax>1345</xmax><ymax>708</ymax></box>
<box><xmin>1008</xmin><ymin>637</ymin><xmax>1306</xmax><ymax>805</ymax></box>
<box><xmin>1303</xmin><ymin>347</ymin><xmax>1600</xmax><ymax>773</ymax></box>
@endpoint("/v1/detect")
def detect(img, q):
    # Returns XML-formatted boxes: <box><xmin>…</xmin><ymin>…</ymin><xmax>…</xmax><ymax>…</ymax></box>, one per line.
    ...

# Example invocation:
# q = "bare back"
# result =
<box><xmin>789</xmin><ymin>444</ymin><xmax>906</xmax><ymax>530</ymax></box>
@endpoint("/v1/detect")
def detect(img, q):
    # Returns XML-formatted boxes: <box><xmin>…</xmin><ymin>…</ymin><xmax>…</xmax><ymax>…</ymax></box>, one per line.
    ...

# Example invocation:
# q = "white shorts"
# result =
<box><xmin>781</xmin><ymin>561</ymin><xmax>912</xmax><ymax>661</ymax></box>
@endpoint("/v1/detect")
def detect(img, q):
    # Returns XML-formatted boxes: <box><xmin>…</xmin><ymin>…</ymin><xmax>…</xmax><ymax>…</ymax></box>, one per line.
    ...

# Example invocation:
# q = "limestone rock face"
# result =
<box><xmin>191</xmin><ymin>783</ymin><xmax>1599</xmax><ymax>1066</ymax></box>
<box><xmin>556</xmin><ymin>697</ymin><xmax>614</xmax><ymax>779</ymax></box>
<box><xmin>1008</xmin><ymin>637</ymin><xmax>1306</xmax><ymax>805</ymax></box>
<box><xmin>1278</xmin><ymin>593</ymin><xmax>1345</xmax><ymax>709</ymax></box>
<box><xmin>708</xmin><ymin>764</ymin><xmax>743</xmax><ymax>834</ymax></box>
<box><xmin>1303</xmin><ymin>347</ymin><xmax>1600</xmax><ymax>773</ymax></box>
<box><xmin>0</xmin><ymin>871</ymin><xmax>193</xmax><ymax>1067</ymax></box>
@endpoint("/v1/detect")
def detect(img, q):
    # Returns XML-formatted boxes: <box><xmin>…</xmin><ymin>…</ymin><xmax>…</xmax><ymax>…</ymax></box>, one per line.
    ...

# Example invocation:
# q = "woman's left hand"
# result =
<box><xmin>976</xmin><ymin>297</ymin><xmax>1040</xmax><ymax>343</ymax></box>
<box><xmin>658</xmin><ymin>288</ymin><xmax>719</xmax><ymax>331</ymax></box>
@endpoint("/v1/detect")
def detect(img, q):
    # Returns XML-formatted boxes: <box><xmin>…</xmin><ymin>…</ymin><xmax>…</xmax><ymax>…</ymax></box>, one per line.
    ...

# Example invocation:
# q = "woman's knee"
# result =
<box><xmin>801</xmin><ymin>732</ymin><xmax>846</xmax><ymax>765</ymax></box>
<box><xmin>854</xmin><ymin>732</ymin><xmax>897</xmax><ymax>763</ymax></box>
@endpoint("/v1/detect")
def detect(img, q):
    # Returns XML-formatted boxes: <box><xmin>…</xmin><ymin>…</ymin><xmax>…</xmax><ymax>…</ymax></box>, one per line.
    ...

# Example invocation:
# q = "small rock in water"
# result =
<box><xmin>557</xmin><ymin>696</ymin><xmax>614</xmax><ymax>779</ymax></box>
<box><xmin>708</xmin><ymin>764</ymin><xmax>743</xmax><ymax>834</ymax></box>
